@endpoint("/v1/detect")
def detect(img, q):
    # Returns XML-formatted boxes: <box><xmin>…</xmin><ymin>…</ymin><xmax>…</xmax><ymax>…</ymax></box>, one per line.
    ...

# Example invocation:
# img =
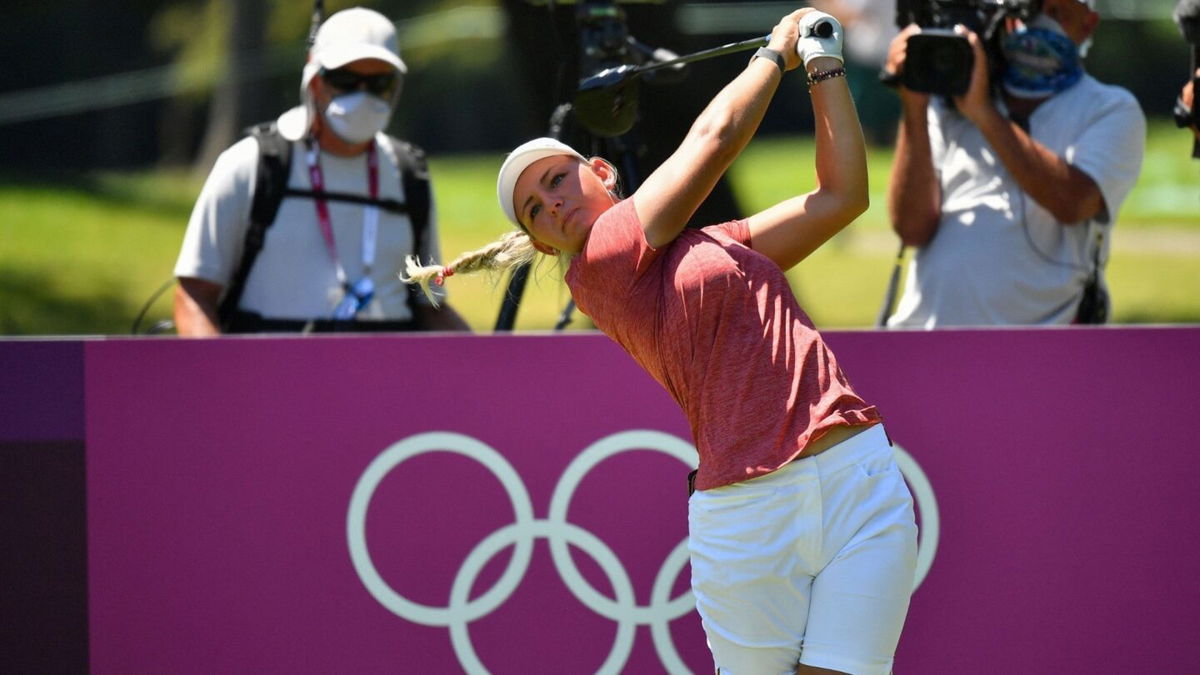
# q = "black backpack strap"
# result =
<box><xmin>218</xmin><ymin>122</ymin><xmax>292</xmax><ymax>330</ymax></box>
<box><xmin>217</xmin><ymin>129</ymin><xmax>431</xmax><ymax>332</ymax></box>
<box><xmin>389</xmin><ymin>136</ymin><xmax>431</xmax><ymax>255</ymax></box>
<box><xmin>387</xmin><ymin>136</ymin><xmax>432</xmax><ymax>325</ymax></box>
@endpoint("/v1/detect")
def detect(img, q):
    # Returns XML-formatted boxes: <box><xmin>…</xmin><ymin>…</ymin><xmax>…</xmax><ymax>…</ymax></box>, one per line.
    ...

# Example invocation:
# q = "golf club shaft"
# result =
<box><xmin>577</xmin><ymin>34</ymin><xmax>770</xmax><ymax>91</ymax></box>
<box><xmin>626</xmin><ymin>17</ymin><xmax>834</xmax><ymax>77</ymax></box>
<box><xmin>635</xmin><ymin>34</ymin><xmax>770</xmax><ymax>75</ymax></box>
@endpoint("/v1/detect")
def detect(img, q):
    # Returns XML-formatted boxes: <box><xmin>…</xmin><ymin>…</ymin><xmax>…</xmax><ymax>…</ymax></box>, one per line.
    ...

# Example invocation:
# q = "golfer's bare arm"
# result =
<box><xmin>745</xmin><ymin>54</ymin><xmax>868</xmax><ymax>271</ymax></box>
<box><xmin>633</xmin><ymin>9</ymin><xmax>812</xmax><ymax>249</ymax></box>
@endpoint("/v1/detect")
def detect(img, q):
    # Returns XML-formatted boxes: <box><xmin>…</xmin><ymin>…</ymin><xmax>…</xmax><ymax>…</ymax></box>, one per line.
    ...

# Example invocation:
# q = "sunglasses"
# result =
<box><xmin>319</xmin><ymin>67</ymin><xmax>399</xmax><ymax>98</ymax></box>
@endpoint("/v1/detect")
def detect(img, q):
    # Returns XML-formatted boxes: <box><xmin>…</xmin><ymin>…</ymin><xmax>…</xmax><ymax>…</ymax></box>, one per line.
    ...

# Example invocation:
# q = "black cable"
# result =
<box><xmin>131</xmin><ymin>277</ymin><xmax>177</xmax><ymax>335</ymax></box>
<box><xmin>874</xmin><ymin>243</ymin><xmax>907</xmax><ymax>328</ymax></box>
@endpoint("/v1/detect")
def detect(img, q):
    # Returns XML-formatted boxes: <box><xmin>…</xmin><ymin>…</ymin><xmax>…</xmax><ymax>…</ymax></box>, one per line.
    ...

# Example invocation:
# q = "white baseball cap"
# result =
<box><xmin>282</xmin><ymin>8</ymin><xmax>406</xmax><ymax>141</ymax></box>
<box><xmin>300</xmin><ymin>8</ymin><xmax>406</xmax><ymax>94</ymax></box>
<box><xmin>496</xmin><ymin>138</ymin><xmax>586</xmax><ymax>226</ymax></box>
<box><xmin>311</xmin><ymin>7</ymin><xmax>406</xmax><ymax>74</ymax></box>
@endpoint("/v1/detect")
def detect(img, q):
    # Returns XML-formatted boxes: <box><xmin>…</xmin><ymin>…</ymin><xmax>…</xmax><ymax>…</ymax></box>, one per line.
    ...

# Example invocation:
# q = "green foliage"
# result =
<box><xmin>150</xmin><ymin>0</ymin><xmax>231</xmax><ymax>99</ymax></box>
<box><xmin>0</xmin><ymin>123</ymin><xmax>1196</xmax><ymax>336</ymax></box>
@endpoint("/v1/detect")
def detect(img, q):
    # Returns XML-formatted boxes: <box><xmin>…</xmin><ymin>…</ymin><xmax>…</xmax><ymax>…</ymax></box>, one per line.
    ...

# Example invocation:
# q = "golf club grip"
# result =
<box><xmin>810</xmin><ymin>19</ymin><xmax>834</xmax><ymax>39</ymax></box>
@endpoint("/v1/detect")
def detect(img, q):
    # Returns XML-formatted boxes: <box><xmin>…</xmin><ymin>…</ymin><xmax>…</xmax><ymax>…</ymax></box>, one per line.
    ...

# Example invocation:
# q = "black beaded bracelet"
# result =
<box><xmin>808</xmin><ymin>66</ymin><xmax>847</xmax><ymax>88</ymax></box>
<box><xmin>749</xmin><ymin>47</ymin><xmax>786</xmax><ymax>75</ymax></box>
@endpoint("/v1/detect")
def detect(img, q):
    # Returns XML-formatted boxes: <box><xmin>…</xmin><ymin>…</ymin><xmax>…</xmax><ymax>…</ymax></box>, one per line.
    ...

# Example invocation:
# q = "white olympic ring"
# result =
<box><xmin>347</xmin><ymin>430</ymin><xmax>939</xmax><ymax>674</ymax></box>
<box><xmin>347</xmin><ymin>430</ymin><xmax>697</xmax><ymax>675</ymax></box>
<box><xmin>894</xmin><ymin>443</ymin><xmax>940</xmax><ymax>590</ymax></box>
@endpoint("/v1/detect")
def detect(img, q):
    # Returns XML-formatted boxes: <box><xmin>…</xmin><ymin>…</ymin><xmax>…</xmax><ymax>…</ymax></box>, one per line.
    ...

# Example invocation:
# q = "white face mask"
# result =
<box><xmin>323</xmin><ymin>91</ymin><xmax>392</xmax><ymax>144</ymax></box>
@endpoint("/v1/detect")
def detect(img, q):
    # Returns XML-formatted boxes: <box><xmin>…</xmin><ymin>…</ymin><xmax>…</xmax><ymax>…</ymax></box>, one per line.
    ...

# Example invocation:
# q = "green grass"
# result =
<box><xmin>1</xmin><ymin>121</ymin><xmax>1196</xmax><ymax>336</ymax></box>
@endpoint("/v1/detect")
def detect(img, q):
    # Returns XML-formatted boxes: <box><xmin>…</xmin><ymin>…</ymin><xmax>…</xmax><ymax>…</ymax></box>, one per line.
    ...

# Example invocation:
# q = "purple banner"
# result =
<box><xmin>85</xmin><ymin>335</ymin><xmax>703</xmax><ymax>673</ymax></box>
<box><xmin>80</xmin><ymin>328</ymin><xmax>1200</xmax><ymax>673</ymax></box>
<box><xmin>0</xmin><ymin>341</ymin><xmax>83</xmax><ymax>442</ymax></box>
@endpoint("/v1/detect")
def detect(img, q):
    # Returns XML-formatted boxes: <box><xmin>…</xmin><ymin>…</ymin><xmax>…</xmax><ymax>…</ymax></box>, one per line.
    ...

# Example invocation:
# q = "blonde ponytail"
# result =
<box><xmin>403</xmin><ymin>230</ymin><xmax>539</xmax><ymax>305</ymax></box>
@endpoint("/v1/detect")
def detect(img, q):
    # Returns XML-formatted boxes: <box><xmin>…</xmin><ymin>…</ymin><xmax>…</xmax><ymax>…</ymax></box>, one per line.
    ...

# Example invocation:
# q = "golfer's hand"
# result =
<box><xmin>767</xmin><ymin>8</ymin><xmax>812</xmax><ymax>72</ymax></box>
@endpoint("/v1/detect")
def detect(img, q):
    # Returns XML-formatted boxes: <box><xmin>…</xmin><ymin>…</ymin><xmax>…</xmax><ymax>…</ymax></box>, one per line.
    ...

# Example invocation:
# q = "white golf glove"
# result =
<box><xmin>796</xmin><ymin>11</ymin><xmax>844</xmax><ymax>66</ymax></box>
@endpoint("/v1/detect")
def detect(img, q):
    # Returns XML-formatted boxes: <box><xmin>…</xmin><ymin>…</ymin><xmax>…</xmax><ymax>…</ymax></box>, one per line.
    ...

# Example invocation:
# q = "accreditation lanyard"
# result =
<box><xmin>304</xmin><ymin>139</ymin><xmax>379</xmax><ymax>285</ymax></box>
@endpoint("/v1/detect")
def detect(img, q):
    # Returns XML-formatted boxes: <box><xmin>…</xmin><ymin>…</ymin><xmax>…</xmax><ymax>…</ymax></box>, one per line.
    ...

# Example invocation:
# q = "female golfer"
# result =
<box><xmin>408</xmin><ymin>8</ymin><xmax>917</xmax><ymax>674</ymax></box>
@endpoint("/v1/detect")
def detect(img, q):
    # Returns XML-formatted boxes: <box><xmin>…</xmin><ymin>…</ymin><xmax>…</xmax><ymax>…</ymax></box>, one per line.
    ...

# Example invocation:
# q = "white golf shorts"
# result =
<box><xmin>687</xmin><ymin>425</ymin><xmax>918</xmax><ymax>675</ymax></box>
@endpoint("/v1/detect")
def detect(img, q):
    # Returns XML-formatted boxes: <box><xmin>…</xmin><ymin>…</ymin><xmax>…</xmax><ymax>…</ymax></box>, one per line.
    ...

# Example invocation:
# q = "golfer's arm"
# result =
<box><xmin>746</xmin><ymin>56</ymin><xmax>868</xmax><ymax>270</ymax></box>
<box><xmin>633</xmin><ymin>57</ymin><xmax>782</xmax><ymax>247</ymax></box>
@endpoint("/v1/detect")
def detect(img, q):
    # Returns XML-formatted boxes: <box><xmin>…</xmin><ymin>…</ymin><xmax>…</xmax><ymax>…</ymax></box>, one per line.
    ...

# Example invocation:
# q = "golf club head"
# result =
<box><xmin>573</xmin><ymin>65</ymin><xmax>641</xmax><ymax>137</ymax></box>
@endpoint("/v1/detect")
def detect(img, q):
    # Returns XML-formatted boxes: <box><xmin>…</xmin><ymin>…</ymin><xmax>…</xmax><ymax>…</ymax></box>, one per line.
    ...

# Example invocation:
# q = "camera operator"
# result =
<box><xmin>883</xmin><ymin>0</ymin><xmax>1145</xmax><ymax>327</ymax></box>
<box><xmin>173</xmin><ymin>7</ymin><xmax>469</xmax><ymax>335</ymax></box>
<box><xmin>1175</xmin><ymin>0</ymin><xmax>1200</xmax><ymax>145</ymax></box>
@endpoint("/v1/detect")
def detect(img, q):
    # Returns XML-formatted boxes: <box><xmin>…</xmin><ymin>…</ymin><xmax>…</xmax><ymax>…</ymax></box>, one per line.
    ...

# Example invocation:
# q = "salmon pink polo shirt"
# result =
<box><xmin>566</xmin><ymin>198</ymin><xmax>881</xmax><ymax>491</ymax></box>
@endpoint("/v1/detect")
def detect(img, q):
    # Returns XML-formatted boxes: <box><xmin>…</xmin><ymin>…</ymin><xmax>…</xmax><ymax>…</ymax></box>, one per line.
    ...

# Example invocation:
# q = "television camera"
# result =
<box><xmin>895</xmin><ymin>0</ymin><xmax>1041</xmax><ymax>96</ymax></box>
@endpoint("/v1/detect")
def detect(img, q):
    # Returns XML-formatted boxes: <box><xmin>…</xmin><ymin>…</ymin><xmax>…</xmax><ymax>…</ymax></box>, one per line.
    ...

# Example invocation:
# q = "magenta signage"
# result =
<box><xmin>64</xmin><ymin>327</ymin><xmax>1200</xmax><ymax>672</ymax></box>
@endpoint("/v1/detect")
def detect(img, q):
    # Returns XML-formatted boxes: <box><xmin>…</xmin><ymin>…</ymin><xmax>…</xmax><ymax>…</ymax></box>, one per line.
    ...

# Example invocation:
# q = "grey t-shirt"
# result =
<box><xmin>889</xmin><ymin>74</ymin><xmax>1145</xmax><ymax>328</ymax></box>
<box><xmin>174</xmin><ymin>129</ymin><xmax>443</xmax><ymax>320</ymax></box>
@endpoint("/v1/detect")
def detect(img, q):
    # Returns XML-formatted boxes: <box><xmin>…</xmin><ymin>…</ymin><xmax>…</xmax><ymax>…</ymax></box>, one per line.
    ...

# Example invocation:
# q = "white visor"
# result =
<box><xmin>496</xmin><ymin>137</ymin><xmax>586</xmax><ymax>226</ymax></box>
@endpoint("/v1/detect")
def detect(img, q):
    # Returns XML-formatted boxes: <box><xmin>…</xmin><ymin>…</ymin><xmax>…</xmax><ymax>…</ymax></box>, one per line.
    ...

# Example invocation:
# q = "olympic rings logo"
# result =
<box><xmin>347</xmin><ymin>430</ymin><xmax>939</xmax><ymax>674</ymax></box>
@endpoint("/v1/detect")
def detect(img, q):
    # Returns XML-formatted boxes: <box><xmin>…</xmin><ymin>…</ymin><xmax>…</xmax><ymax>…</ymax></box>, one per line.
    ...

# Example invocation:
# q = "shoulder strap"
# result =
<box><xmin>388</xmin><ymin>136</ymin><xmax>431</xmax><ymax>254</ymax></box>
<box><xmin>387</xmin><ymin>136</ymin><xmax>432</xmax><ymax>325</ymax></box>
<box><xmin>218</xmin><ymin>129</ymin><xmax>432</xmax><ymax>331</ymax></box>
<box><xmin>217</xmin><ymin>122</ymin><xmax>292</xmax><ymax>330</ymax></box>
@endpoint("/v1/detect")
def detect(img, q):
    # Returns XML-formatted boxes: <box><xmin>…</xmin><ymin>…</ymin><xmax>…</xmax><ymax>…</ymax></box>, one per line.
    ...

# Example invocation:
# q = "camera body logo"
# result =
<box><xmin>347</xmin><ymin>430</ymin><xmax>938</xmax><ymax>675</ymax></box>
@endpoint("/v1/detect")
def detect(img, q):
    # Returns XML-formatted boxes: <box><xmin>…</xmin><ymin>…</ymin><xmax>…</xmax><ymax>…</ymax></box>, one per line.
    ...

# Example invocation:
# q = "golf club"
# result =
<box><xmin>573</xmin><ymin>20</ymin><xmax>834</xmax><ymax>137</ymax></box>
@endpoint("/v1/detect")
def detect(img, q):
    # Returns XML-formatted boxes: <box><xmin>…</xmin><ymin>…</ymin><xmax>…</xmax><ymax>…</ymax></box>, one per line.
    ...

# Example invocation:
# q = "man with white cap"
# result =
<box><xmin>882</xmin><ymin>0</ymin><xmax>1145</xmax><ymax>327</ymax></box>
<box><xmin>173</xmin><ymin>6</ymin><xmax>467</xmax><ymax>335</ymax></box>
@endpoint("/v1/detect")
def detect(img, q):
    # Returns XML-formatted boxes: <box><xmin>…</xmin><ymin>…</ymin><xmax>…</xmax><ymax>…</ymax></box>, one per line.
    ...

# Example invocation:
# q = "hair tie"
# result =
<box><xmin>434</xmin><ymin>266</ymin><xmax>455</xmax><ymax>286</ymax></box>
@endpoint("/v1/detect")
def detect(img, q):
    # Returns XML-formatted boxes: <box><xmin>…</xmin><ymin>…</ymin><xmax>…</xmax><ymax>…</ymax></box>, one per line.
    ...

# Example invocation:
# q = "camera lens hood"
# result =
<box><xmin>903</xmin><ymin>29</ymin><xmax>974</xmax><ymax>97</ymax></box>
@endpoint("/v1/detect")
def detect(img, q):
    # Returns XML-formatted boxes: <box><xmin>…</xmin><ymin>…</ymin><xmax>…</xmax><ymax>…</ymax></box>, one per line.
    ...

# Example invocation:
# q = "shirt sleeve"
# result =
<box><xmin>703</xmin><ymin>219</ymin><xmax>752</xmax><ymax>248</ymax></box>
<box><xmin>1065</xmin><ymin>89</ymin><xmax>1146</xmax><ymax>225</ymax></box>
<box><xmin>173</xmin><ymin>136</ymin><xmax>259</xmax><ymax>285</ymax></box>
<box><xmin>568</xmin><ymin>199</ymin><xmax>661</xmax><ymax>318</ymax></box>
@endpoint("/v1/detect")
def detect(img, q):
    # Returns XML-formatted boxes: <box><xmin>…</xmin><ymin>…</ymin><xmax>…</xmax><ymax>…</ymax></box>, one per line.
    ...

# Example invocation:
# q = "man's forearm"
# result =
<box><xmin>888</xmin><ymin>97</ymin><xmax>941</xmax><ymax>247</ymax></box>
<box><xmin>173</xmin><ymin>282</ymin><xmax>222</xmax><ymax>337</ymax></box>
<box><xmin>970</xmin><ymin>105</ymin><xmax>1103</xmax><ymax>224</ymax></box>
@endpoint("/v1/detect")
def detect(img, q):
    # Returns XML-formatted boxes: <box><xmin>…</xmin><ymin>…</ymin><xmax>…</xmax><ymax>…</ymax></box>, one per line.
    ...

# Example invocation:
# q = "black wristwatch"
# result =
<box><xmin>750</xmin><ymin>47</ymin><xmax>786</xmax><ymax>75</ymax></box>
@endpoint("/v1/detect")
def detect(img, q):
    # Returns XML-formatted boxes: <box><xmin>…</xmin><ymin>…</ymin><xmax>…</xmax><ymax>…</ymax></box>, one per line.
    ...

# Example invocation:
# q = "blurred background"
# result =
<box><xmin>1</xmin><ymin>0</ymin><xmax>1195</xmax><ymax>335</ymax></box>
